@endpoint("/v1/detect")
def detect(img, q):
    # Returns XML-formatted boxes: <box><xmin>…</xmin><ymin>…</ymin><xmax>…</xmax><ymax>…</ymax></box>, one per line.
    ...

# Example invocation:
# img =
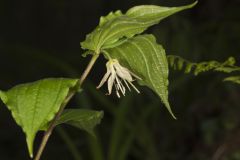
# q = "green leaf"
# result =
<box><xmin>80</xmin><ymin>2</ymin><xmax>197</xmax><ymax>53</ymax></box>
<box><xmin>99</xmin><ymin>10</ymin><xmax>123</xmax><ymax>27</ymax></box>
<box><xmin>167</xmin><ymin>55</ymin><xmax>240</xmax><ymax>75</ymax></box>
<box><xmin>56</xmin><ymin>109</ymin><xmax>104</xmax><ymax>136</ymax></box>
<box><xmin>224</xmin><ymin>76</ymin><xmax>240</xmax><ymax>84</ymax></box>
<box><xmin>0</xmin><ymin>78</ymin><xmax>78</xmax><ymax>157</ymax></box>
<box><xmin>105</xmin><ymin>34</ymin><xmax>175</xmax><ymax>119</ymax></box>
<box><xmin>0</xmin><ymin>90</ymin><xmax>7</xmax><ymax>103</ymax></box>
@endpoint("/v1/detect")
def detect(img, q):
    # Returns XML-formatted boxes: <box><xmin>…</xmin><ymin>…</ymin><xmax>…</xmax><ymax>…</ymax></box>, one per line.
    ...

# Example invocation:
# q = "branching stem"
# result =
<box><xmin>34</xmin><ymin>54</ymin><xmax>99</xmax><ymax>160</ymax></box>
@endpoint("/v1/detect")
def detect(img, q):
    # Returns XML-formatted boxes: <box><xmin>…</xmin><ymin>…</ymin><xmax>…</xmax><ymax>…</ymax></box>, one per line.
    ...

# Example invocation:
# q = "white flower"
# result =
<box><xmin>97</xmin><ymin>59</ymin><xmax>142</xmax><ymax>97</ymax></box>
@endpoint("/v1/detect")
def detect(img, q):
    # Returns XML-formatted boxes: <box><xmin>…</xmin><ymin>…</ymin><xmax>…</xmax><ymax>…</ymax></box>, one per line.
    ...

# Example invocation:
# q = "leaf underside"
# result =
<box><xmin>105</xmin><ymin>34</ymin><xmax>176</xmax><ymax>119</ymax></box>
<box><xmin>0</xmin><ymin>78</ymin><xmax>78</xmax><ymax>157</ymax></box>
<box><xmin>56</xmin><ymin>109</ymin><xmax>104</xmax><ymax>136</ymax></box>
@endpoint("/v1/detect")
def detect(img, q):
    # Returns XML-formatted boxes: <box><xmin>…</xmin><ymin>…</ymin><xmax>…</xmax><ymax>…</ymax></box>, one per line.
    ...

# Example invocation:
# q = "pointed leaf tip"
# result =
<box><xmin>106</xmin><ymin>34</ymin><xmax>175</xmax><ymax>118</ymax></box>
<box><xmin>1</xmin><ymin>78</ymin><xmax>78</xmax><ymax>158</ymax></box>
<box><xmin>81</xmin><ymin>1</ymin><xmax>197</xmax><ymax>52</ymax></box>
<box><xmin>191</xmin><ymin>1</ymin><xmax>198</xmax><ymax>7</ymax></box>
<box><xmin>27</xmin><ymin>134</ymin><xmax>35</xmax><ymax>158</ymax></box>
<box><xmin>165</xmin><ymin>102</ymin><xmax>177</xmax><ymax>120</ymax></box>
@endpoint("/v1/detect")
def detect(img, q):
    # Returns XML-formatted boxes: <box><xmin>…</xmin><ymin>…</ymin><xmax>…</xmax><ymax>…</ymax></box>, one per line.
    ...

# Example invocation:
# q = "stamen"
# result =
<box><xmin>123</xmin><ymin>79</ymin><xmax>131</xmax><ymax>91</ymax></box>
<box><xmin>97</xmin><ymin>59</ymin><xmax>141</xmax><ymax>97</ymax></box>
<box><xmin>128</xmin><ymin>81</ymin><xmax>140</xmax><ymax>93</ymax></box>
<box><xmin>115</xmin><ymin>76</ymin><xmax>124</xmax><ymax>94</ymax></box>
<box><xmin>114</xmin><ymin>81</ymin><xmax>121</xmax><ymax>98</ymax></box>
<box><xmin>116</xmin><ymin>76</ymin><xmax>126</xmax><ymax>96</ymax></box>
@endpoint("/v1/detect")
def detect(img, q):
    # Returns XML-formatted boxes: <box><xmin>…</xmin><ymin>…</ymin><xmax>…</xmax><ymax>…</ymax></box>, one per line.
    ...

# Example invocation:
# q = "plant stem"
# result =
<box><xmin>34</xmin><ymin>54</ymin><xmax>99</xmax><ymax>160</ymax></box>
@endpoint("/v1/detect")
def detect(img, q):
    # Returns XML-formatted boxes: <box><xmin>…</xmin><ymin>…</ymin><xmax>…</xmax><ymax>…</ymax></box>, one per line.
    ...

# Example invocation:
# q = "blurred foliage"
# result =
<box><xmin>0</xmin><ymin>0</ymin><xmax>240</xmax><ymax>160</ymax></box>
<box><xmin>167</xmin><ymin>56</ymin><xmax>240</xmax><ymax>75</ymax></box>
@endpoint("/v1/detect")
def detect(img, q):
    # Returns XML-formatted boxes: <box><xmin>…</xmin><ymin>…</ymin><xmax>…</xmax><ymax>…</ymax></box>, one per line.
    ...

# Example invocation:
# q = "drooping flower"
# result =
<box><xmin>97</xmin><ymin>59</ymin><xmax>142</xmax><ymax>97</ymax></box>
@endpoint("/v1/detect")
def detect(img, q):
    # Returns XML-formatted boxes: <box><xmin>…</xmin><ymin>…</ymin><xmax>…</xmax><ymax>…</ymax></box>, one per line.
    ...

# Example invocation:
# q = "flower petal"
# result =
<box><xmin>129</xmin><ymin>70</ymin><xmax>142</xmax><ymax>80</ymax></box>
<box><xmin>97</xmin><ymin>59</ymin><xmax>141</xmax><ymax>97</ymax></box>
<box><xmin>114</xmin><ymin>62</ymin><xmax>133</xmax><ymax>81</ymax></box>
<box><xmin>97</xmin><ymin>70</ymin><xmax>111</xmax><ymax>89</ymax></box>
<box><xmin>107</xmin><ymin>65</ymin><xmax>116</xmax><ymax>94</ymax></box>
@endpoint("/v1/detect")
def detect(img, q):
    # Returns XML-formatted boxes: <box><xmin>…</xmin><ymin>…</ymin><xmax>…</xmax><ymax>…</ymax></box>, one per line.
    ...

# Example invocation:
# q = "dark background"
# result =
<box><xmin>0</xmin><ymin>0</ymin><xmax>240</xmax><ymax>160</ymax></box>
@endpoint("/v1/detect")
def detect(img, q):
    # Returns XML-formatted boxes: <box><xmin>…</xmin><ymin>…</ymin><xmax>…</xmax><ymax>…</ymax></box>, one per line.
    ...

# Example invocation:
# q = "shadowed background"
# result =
<box><xmin>0</xmin><ymin>0</ymin><xmax>240</xmax><ymax>160</ymax></box>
